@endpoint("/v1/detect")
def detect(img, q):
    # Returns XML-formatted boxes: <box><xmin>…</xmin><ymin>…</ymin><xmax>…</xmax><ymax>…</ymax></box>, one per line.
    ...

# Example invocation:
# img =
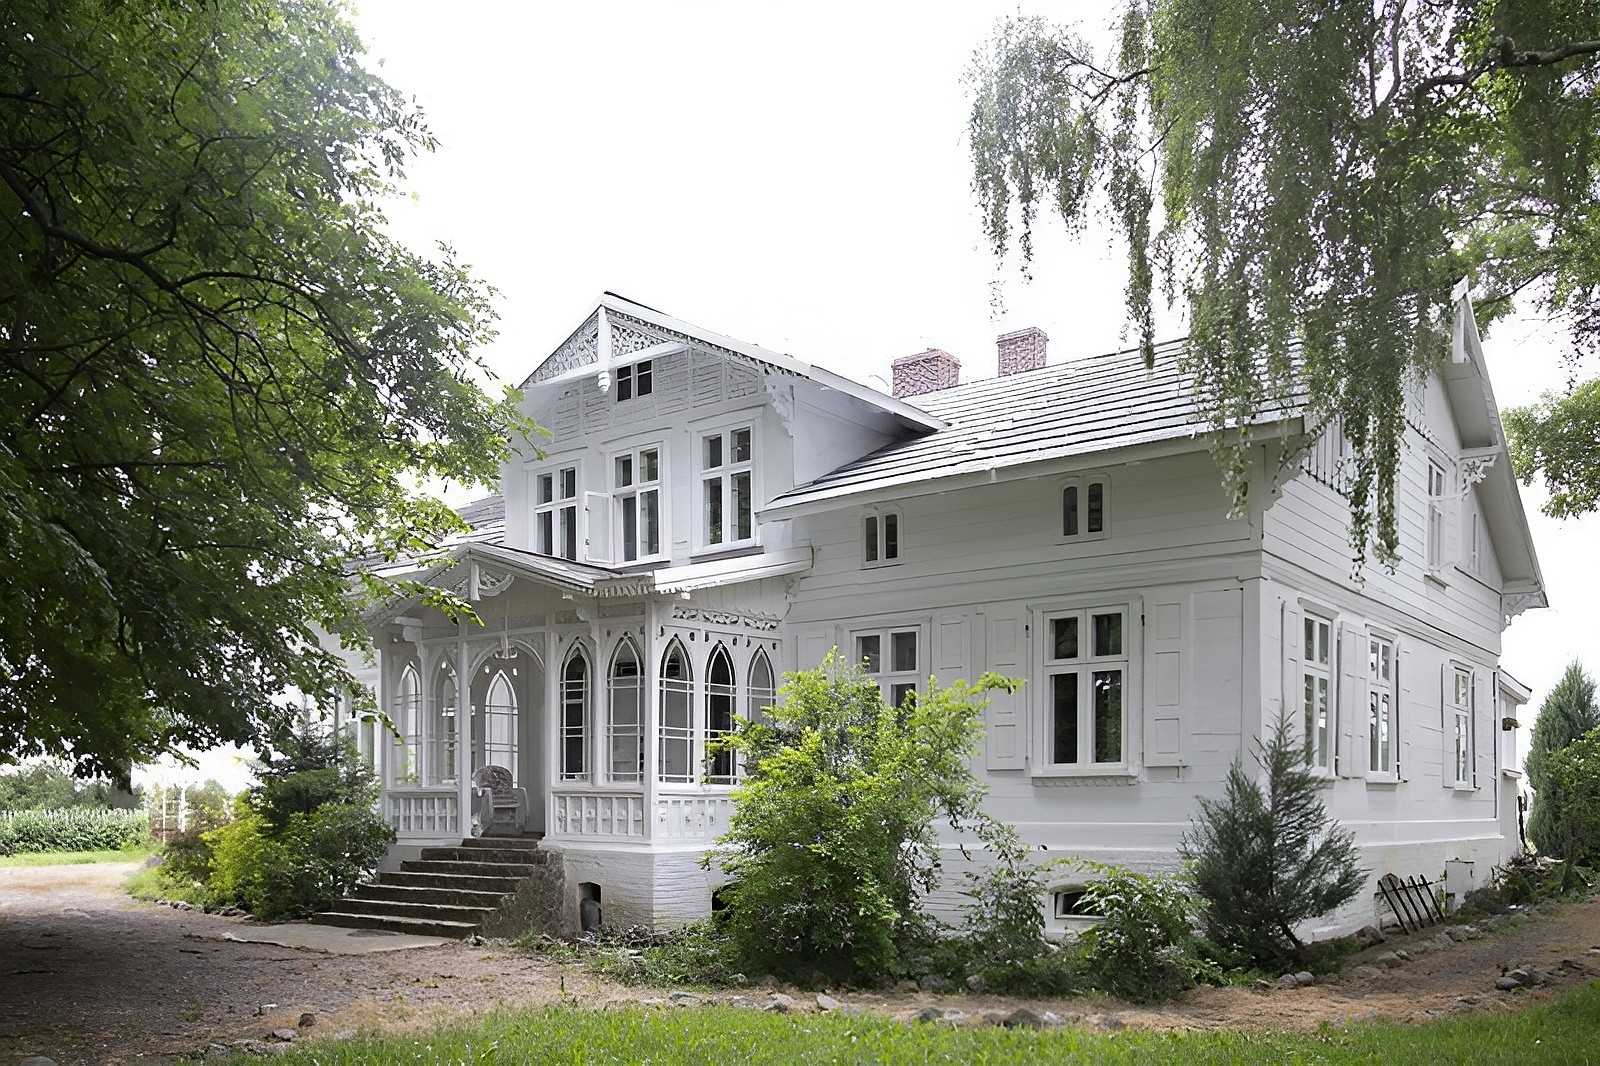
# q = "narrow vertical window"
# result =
<box><xmin>535</xmin><ymin>465</ymin><xmax>579</xmax><ymax>560</ymax></box>
<box><xmin>700</xmin><ymin>427</ymin><xmax>755</xmax><ymax>549</ymax></box>
<box><xmin>748</xmin><ymin>649</ymin><xmax>776</xmax><ymax>725</ymax></box>
<box><xmin>607</xmin><ymin>639</ymin><xmax>643</xmax><ymax>782</ymax></box>
<box><xmin>1087</xmin><ymin>482</ymin><xmax>1104</xmax><ymax>534</ymax></box>
<box><xmin>705</xmin><ymin>645</ymin><xmax>737</xmax><ymax>783</ymax></box>
<box><xmin>1426</xmin><ymin>459</ymin><xmax>1447</xmax><ymax>572</ymax></box>
<box><xmin>883</xmin><ymin>513</ymin><xmax>899</xmax><ymax>560</ymax></box>
<box><xmin>864</xmin><ymin>515</ymin><xmax>879</xmax><ymax>563</ymax></box>
<box><xmin>432</xmin><ymin>663</ymin><xmax>458</xmax><ymax>785</ymax></box>
<box><xmin>1368</xmin><ymin>637</ymin><xmax>1395</xmax><ymax>776</ymax></box>
<box><xmin>397</xmin><ymin>664</ymin><xmax>422</xmax><ymax>784</ymax></box>
<box><xmin>1302</xmin><ymin>616</ymin><xmax>1332</xmax><ymax>771</ymax></box>
<box><xmin>1449</xmin><ymin>666</ymin><xmax>1473</xmax><ymax>786</ymax></box>
<box><xmin>862</xmin><ymin>508</ymin><xmax>903</xmax><ymax>567</ymax></box>
<box><xmin>560</xmin><ymin>649</ymin><xmax>589</xmax><ymax>781</ymax></box>
<box><xmin>615</xmin><ymin>446</ymin><xmax>662</xmax><ymax>561</ymax></box>
<box><xmin>1062</xmin><ymin>478</ymin><xmax>1109</xmax><ymax>540</ymax></box>
<box><xmin>1063</xmin><ymin>485</ymin><xmax>1079</xmax><ymax>536</ymax></box>
<box><xmin>659</xmin><ymin>641</ymin><xmax>694</xmax><ymax>783</ymax></box>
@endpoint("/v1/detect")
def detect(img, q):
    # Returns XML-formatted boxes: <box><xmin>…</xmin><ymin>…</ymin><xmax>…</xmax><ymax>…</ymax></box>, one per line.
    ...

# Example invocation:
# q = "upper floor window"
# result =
<box><xmin>1426</xmin><ymin>459</ymin><xmax>1448</xmax><ymax>573</ymax></box>
<box><xmin>862</xmin><ymin>507</ymin><xmax>902</xmax><ymax>567</ymax></box>
<box><xmin>614</xmin><ymin>445</ymin><xmax>662</xmax><ymax>561</ymax></box>
<box><xmin>1368</xmin><ymin>636</ymin><xmax>1396</xmax><ymax>777</ymax></box>
<box><xmin>535</xmin><ymin>465</ymin><xmax>579</xmax><ymax>560</ymax></box>
<box><xmin>1449</xmin><ymin>665</ymin><xmax>1473</xmax><ymax>787</ymax></box>
<box><xmin>614</xmin><ymin>359</ymin><xmax>653</xmax><ymax>402</ymax></box>
<box><xmin>1042</xmin><ymin>607</ymin><xmax>1127</xmax><ymax>769</ymax></box>
<box><xmin>1062</xmin><ymin>476</ymin><xmax>1109</xmax><ymax>540</ymax></box>
<box><xmin>1302</xmin><ymin>614</ymin><xmax>1333</xmax><ymax>773</ymax></box>
<box><xmin>855</xmin><ymin>626</ymin><xmax>918</xmax><ymax>708</ymax></box>
<box><xmin>701</xmin><ymin>427</ymin><xmax>754</xmax><ymax>549</ymax></box>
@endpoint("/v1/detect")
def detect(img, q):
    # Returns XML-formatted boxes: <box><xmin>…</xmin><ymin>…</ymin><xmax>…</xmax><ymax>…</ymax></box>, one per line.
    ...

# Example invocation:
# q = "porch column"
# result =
<box><xmin>455</xmin><ymin>624</ymin><xmax>472</xmax><ymax>837</ymax></box>
<box><xmin>642</xmin><ymin>600</ymin><xmax>660</xmax><ymax>839</ymax></box>
<box><xmin>543</xmin><ymin>624</ymin><xmax>559</xmax><ymax>828</ymax></box>
<box><xmin>376</xmin><ymin>640</ymin><xmax>393</xmax><ymax>792</ymax></box>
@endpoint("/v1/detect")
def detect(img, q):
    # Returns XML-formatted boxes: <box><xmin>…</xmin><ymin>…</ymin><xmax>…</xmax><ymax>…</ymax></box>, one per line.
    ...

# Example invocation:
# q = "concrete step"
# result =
<box><xmin>331</xmin><ymin>896</ymin><xmax>499</xmax><ymax>925</ymax></box>
<box><xmin>418</xmin><ymin>845</ymin><xmax>541</xmax><ymax>865</ymax></box>
<box><xmin>460</xmin><ymin>834</ymin><xmax>543</xmax><ymax>848</ymax></box>
<box><xmin>355</xmin><ymin>882</ymin><xmax>512</xmax><ymax>908</ymax></box>
<box><xmin>310</xmin><ymin>910</ymin><xmax>479</xmax><ymax>939</ymax></box>
<box><xmin>379</xmin><ymin>869</ymin><xmax>527</xmax><ymax>894</ymax></box>
<box><xmin>401</xmin><ymin>858</ymin><xmax>540</xmax><ymax>878</ymax></box>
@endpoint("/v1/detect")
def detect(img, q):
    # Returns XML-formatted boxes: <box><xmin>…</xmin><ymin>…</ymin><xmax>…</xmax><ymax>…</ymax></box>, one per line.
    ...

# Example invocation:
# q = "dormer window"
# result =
<box><xmin>1062</xmin><ymin>476</ymin><xmax>1109</xmax><ymax>541</ymax></box>
<box><xmin>863</xmin><ymin>506</ymin><xmax>902</xmax><ymax>567</ymax></box>
<box><xmin>614</xmin><ymin>359</ymin><xmax>653</xmax><ymax>402</ymax></box>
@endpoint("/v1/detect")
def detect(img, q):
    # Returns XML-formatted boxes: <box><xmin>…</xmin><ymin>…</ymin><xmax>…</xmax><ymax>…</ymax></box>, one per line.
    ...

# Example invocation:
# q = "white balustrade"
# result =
<box><xmin>386</xmin><ymin>787</ymin><xmax>460</xmax><ymax>840</ymax></box>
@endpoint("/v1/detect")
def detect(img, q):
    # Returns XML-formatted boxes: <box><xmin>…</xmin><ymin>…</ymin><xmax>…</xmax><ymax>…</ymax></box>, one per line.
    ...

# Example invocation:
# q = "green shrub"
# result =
<box><xmin>1076</xmin><ymin>861</ymin><xmax>1204</xmax><ymax>1002</ymax></box>
<box><xmin>1539</xmin><ymin>727</ymin><xmax>1600</xmax><ymax>871</ymax></box>
<box><xmin>0</xmin><ymin>763</ymin><xmax>136</xmax><ymax>811</ymax></box>
<box><xmin>1526</xmin><ymin>662</ymin><xmax>1599</xmax><ymax>855</ymax></box>
<box><xmin>956</xmin><ymin>821</ymin><xmax>1081</xmax><ymax>993</ymax></box>
<box><xmin>711</xmin><ymin>652</ymin><xmax>1018</xmax><ymax>982</ymax></box>
<box><xmin>1181</xmin><ymin>713</ymin><xmax>1366</xmax><ymax>967</ymax></box>
<box><xmin>0</xmin><ymin>807</ymin><xmax>149</xmax><ymax>855</ymax></box>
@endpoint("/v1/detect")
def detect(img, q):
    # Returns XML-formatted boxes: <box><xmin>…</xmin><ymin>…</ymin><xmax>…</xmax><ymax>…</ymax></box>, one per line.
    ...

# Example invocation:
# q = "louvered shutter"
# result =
<box><xmin>983</xmin><ymin>609</ymin><xmax>1027</xmax><ymax>770</ymax></box>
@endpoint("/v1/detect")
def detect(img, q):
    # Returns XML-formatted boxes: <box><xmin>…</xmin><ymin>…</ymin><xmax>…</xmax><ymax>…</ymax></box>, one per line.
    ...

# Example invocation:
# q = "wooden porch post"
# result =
<box><xmin>543</xmin><ymin>621</ymin><xmax>559</xmax><ymax>831</ymax></box>
<box><xmin>455</xmin><ymin>623</ymin><xmax>472</xmax><ymax>837</ymax></box>
<box><xmin>642</xmin><ymin>599</ymin><xmax>659</xmax><ymax>840</ymax></box>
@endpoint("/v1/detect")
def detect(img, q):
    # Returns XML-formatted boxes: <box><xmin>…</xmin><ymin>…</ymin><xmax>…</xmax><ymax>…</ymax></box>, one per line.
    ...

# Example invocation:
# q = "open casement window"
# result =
<box><xmin>747</xmin><ymin>648</ymin><xmax>776</xmax><ymax>724</ymax></box>
<box><xmin>1060</xmin><ymin>476</ymin><xmax>1110</xmax><ymax>541</ymax></box>
<box><xmin>659</xmin><ymin>640</ymin><xmax>694</xmax><ymax>783</ymax></box>
<box><xmin>1041</xmin><ymin>607</ymin><xmax>1129</xmax><ymax>771</ymax></box>
<box><xmin>606</xmin><ymin>639</ymin><xmax>644</xmax><ymax>783</ymax></box>
<box><xmin>560</xmin><ymin>647</ymin><xmax>589</xmax><ymax>782</ymax></box>
<box><xmin>700</xmin><ymin>427</ymin><xmax>755</xmax><ymax>549</ymax></box>
<box><xmin>396</xmin><ymin>664</ymin><xmax>422</xmax><ymax>784</ymax></box>
<box><xmin>854</xmin><ymin>626</ymin><xmax>919</xmax><ymax>708</ymax></box>
<box><xmin>862</xmin><ymin>507</ymin><xmax>903</xmax><ymax>568</ymax></box>
<box><xmin>1367</xmin><ymin>636</ymin><xmax>1398</xmax><ymax>778</ymax></box>
<box><xmin>613</xmin><ymin>445</ymin><xmax>662</xmax><ymax>562</ymax></box>
<box><xmin>1300</xmin><ymin>614</ymin><xmax>1334</xmax><ymax>773</ymax></box>
<box><xmin>1445</xmin><ymin>664</ymin><xmax>1475</xmax><ymax>788</ymax></box>
<box><xmin>429</xmin><ymin>663</ymin><xmax>459</xmax><ymax>785</ymax></box>
<box><xmin>535</xmin><ymin>465</ymin><xmax>580</xmax><ymax>561</ymax></box>
<box><xmin>613</xmin><ymin>358</ymin><xmax>654</xmax><ymax>402</ymax></box>
<box><xmin>704</xmin><ymin>644</ymin><xmax>737</xmax><ymax>783</ymax></box>
<box><xmin>1426</xmin><ymin>459</ymin><xmax>1448</xmax><ymax>574</ymax></box>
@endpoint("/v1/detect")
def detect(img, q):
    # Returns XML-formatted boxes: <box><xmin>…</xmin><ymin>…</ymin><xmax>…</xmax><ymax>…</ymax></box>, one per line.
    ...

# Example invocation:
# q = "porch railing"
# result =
<box><xmin>550</xmin><ymin>791</ymin><xmax>647</xmax><ymax>839</ymax></box>
<box><xmin>387</xmin><ymin>787</ymin><xmax>460</xmax><ymax>841</ymax></box>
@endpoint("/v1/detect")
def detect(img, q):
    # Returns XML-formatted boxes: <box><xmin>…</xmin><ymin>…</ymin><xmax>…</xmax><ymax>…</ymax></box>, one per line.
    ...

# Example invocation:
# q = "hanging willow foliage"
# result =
<box><xmin>969</xmin><ymin>2</ymin><xmax>1600</xmax><ymax>565</ymax></box>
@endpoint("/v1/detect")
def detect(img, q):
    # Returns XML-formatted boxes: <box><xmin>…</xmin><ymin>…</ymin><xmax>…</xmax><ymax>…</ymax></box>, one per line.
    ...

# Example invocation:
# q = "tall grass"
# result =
<box><xmin>0</xmin><ymin>806</ymin><xmax>150</xmax><ymax>855</ymax></box>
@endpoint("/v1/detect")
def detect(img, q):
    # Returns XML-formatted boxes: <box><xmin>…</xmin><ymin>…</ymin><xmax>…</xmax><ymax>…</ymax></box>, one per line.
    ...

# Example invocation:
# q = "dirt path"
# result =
<box><xmin>2</xmin><ymin>862</ymin><xmax>1597</xmax><ymax>1063</ymax></box>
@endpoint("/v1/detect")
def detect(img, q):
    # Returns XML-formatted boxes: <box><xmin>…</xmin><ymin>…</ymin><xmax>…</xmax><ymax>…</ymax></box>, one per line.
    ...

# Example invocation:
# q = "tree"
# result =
<box><xmin>711</xmin><ymin>651</ymin><xmax>1017</xmax><ymax>981</ymax></box>
<box><xmin>1181</xmin><ymin>714</ymin><xmax>1367</xmax><ymax>966</ymax></box>
<box><xmin>1540</xmin><ymin>726</ymin><xmax>1600</xmax><ymax>870</ymax></box>
<box><xmin>1</xmin><ymin>0</ymin><xmax>526</xmax><ymax>778</ymax></box>
<box><xmin>0</xmin><ymin>761</ymin><xmax>133</xmax><ymax>810</ymax></box>
<box><xmin>1526</xmin><ymin>661</ymin><xmax>1600</xmax><ymax>853</ymax></box>
<box><xmin>968</xmin><ymin>3</ymin><xmax>1600</xmax><ymax>557</ymax></box>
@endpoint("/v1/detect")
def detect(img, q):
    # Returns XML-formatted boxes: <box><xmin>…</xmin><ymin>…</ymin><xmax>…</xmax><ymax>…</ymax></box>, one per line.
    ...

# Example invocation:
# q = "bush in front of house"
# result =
<box><xmin>1537</xmin><ymin>726</ymin><xmax>1600</xmax><ymax>875</ymax></box>
<box><xmin>1075</xmin><ymin>861</ymin><xmax>1211</xmax><ymax>1001</ymax></box>
<box><xmin>1181</xmin><ymin>712</ymin><xmax>1367</xmax><ymax>968</ymax></box>
<box><xmin>143</xmin><ymin>727</ymin><xmax>394</xmax><ymax>920</ymax></box>
<box><xmin>0</xmin><ymin>806</ymin><xmax>150</xmax><ymax>855</ymax></box>
<box><xmin>1527</xmin><ymin>662</ymin><xmax>1600</xmax><ymax>857</ymax></box>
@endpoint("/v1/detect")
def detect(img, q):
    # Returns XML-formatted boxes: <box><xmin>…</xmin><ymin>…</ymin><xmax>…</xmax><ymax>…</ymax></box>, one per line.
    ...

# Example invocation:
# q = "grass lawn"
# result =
<box><xmin>0</xmin><ymin>845</ymin><xmax>154</xmax><ymax>868</ymax></box>
<box><xmin>240</xmin><ymin>981</ymin><xmax>1600</xmax><ymax>1065</ymax></box>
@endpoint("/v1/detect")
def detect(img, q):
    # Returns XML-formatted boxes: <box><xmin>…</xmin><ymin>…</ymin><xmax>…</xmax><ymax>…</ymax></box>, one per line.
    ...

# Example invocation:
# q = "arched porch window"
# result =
<box><xmin>397</xmin><ymin>664</ymin><xmax>422</xmax><ymax>783</ymax></box>
<box><xmin>480</xmin><ymin>668</ymin><xmax>518</xmax><ymax>774</ymax></box>
<box><xmin>561</xmin><ymin>647</ymin><xmax>589</xmax><ymax>781</ymax></box>
<box><xmin>748</xmin><ymin>649</ymin><xmax>776</xmax><ymax>725</ymax></box>
<box><xmin>659</xmin><ymin>640</ymin><xmax>694</xmax><ymax>783</ymax></box>
<box><xmin>431</xmin><ymin>662</ymin><xmax>458</xmax><ymax>784</ymax></box>
<box><xmin>607</xmin><ymin>638</ymin><xmax>643</xmax><ymax>782</ymax></box>
<box><xmin>705</xmin><ymin>644</ymin><xmax>736</xmax><ymax>783</ymax></box>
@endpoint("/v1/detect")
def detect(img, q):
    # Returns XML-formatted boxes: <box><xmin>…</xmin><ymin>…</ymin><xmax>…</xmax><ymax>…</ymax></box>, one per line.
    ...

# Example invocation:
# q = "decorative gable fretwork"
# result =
<box><xmin>670</xmin><ymin>604</ymin><xmax>782</xmax><ymax>632</ymax></box>
<box><xmin>529</xmin><ymin>313</ymin><xmax>600</xmax><ymax>384</ymax></box>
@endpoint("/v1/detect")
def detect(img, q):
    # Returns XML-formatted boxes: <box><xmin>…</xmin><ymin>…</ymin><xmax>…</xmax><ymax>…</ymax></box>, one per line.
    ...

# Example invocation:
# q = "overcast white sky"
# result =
<box><xmin>156</xmin><ymin>1</ymin><xmax>1596</xmax><ymax>789</ymax></box>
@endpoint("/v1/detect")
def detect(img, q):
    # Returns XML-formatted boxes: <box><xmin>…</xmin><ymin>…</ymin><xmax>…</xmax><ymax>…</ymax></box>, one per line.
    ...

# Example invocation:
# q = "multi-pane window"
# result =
<box><xmin>477</xmin><ymin>667</ymin><xmax>519</xmax><ymax>778</ymax></box>
<box><xmin>1062</xmin><ymin>477</ymin><xmax>1109</xmax><ymax>540</ymax></box>
<box><xmin>614</xmin><ymin>359</ymin><xmax>654</xmax><ymax>402</ymax></box>
<box><xmin>1449</xmin><ymin>665</ymin><xmax>1473</xmax><ymax>786</ymax></box>
<box><xmin>863</xmin><ymin>508</ymin><xmax>902</xmax><ymax>567</ymax></box>
<box><xmin>659</xmin><ymin>641</ymin><xmax>694</xmax><ymax>783</ymax></box>
<box><xmin>701</xmin><ymin>427</ymin><xmax>754</xmax><ymax>548</ymax></box>
<box><xmin>535</xmin><ymin>466</ymin><xmax>579</xmax><ymax>560</ymax></box>
<box><xmin>1303</xmin><ymin>616</ymin><xmax>1333</xmax><ymax>772</ymax></box>
<box><xmin>614</xmin><ymin>446</ymin><xmax>662</xmax><ymax>561</ymax></box>
<box><xmin>1426</xmin><ymin>459</ymin><xmax>1447</xmax><ymax>572</ymax></box>
<box><xmin>560</xmin><ymin>648</ymin><xmax>588</xmax><ymax>781</ymax></box>
<box><xmin>1368</xmin><ymin>636</ymin><xmax>1396</xmax><ymax>776</ymax></box>
<box><xmin>396</xmin><ymin>664</ymin><xmax>422</xmax><ymax>783</ymax></box>
<box><xmin>431</xmin><ymin>663</ymin><xmax>458</xmax><ymax>784</ymax></box>
<box><xmin>705</xmin><ymin>645</ymin><xmax>737</xmax><ymax>783</ymax></box>
<box><xmin>607</xmin><ymin>639</ymin><xmax>643</xmax><ymax>782</ymax></box>
<box><xmin>1043</xmin><ymin>607</ymin><xmax>1127</xmax><ymax>768</ymax></box>
<box><xmin>748</xmin><ymin>649</ymin><xmax>776</xmax><ymax>725</ymax></box>
<box><xmin>855</xmin><ymin>627</ymin><xmax>919</xmax><ymax>708</ymax></box>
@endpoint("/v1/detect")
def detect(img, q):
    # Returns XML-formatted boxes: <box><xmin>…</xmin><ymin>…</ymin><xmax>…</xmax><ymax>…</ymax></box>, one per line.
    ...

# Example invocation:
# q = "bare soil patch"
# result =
<box><xmin>2</xmin><ymin>862</ymin><xmax>1597</xmax><ymax>1063</ymax></box>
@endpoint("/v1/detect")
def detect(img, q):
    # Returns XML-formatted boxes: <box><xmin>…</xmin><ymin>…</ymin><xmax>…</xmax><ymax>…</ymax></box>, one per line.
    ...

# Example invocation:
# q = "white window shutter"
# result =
<box><xmin>983</xmin><ymin>609</ymin><xmax>1026</xmax><ymax>771</ymax></box>
<box><xmin>794</xmin><ymin>626</ymin><xmax>834</xmax><ymax>672</ymax></box>
<box><xmin>1471</xmin><ymin>670</ymin><xmax>1479</xmax><ymax>789</ymax></box>
<box><xmin>1440</xmin><ymin>662</ymin><xmax>1451</xmax><ymax>789</ymax></box>
<box><xmin>584</xmin><ymin>491</ymin><xmax>612</xmax><ymax>563</ymax></box>
<box><xmin>1338</xmin><ymin>624</ymin><xmax>1366</xmax><ymax>777</ymax></box>
<box><xmin>1395</xmin><ymin>640</ymin><xmax>1408</xmax><ymax>780</ymax></box>
<box><xmin>1144</xmin><ymin>597</ymin><xmax>1184</xmax><ymax>767</ymax></box>
<box><xmin>935</xmin><ymin>614</ymin><xmax>969</xmax><ymax>682</ymax></box>
<box><xmin>1281</xmin><ymin>601</ymin><xmax>1304</xmax><ymax>738</ymax></box>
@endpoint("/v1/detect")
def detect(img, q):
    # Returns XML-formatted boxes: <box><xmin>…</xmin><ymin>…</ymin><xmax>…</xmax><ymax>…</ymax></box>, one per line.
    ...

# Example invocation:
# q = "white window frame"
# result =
<box><xmin>1426</xmin><ymin>457</ymin><xmax>1448</xmax><ymax>576</ymax></box>
<box><xmin>861</xmin><ymin>506</ymin><xmax>904</xmax><ymax>568</ymax></box>
<box><xmin>697</xmin><ymin>425</ymin><xmax>756</xmax><ymax>551</ymax></box>
<box><xmin>852</xmin><ymin>625</ymin><xmax>921</xmax><ymax>708</ymax></box>
<box><xmin>1048</xmin><ymin>886</ymin><xmax>1104</xmax><ymax>938</ymax></box>
<box><xmin>606</xmin><ymin>638</ymin><xmax>644</xmax><ymax>784</ymax></box>
<box><xmin>1366</xmin><ymin>634</ymin><xmax>1398</xmax><ymax>781</ymax></box>
<box><xmin>1059</xmin><ymin>474</ymin><xmax>1111</xmax><ymax>542</ymax></box>
<box><xmin>747</xmin><ymin>647</ymin><xmax>777</xmax><ymax>724</ymax></box>
<box><xmin>704</xmin><ymin>643</ymin><xmax>738</xmax><ymax>784</ymax></box>
<box><xmin>534</xmin><ymin>463</ymin><xmax>581</xmax><ymax>561</ymax></box>
<box><xmin>1037</xmin><ymin>604</ymin><xmax>1132</xmax><ymax>774</ymax></box>
<box><xmin>559</xmin><ymin>646</ymin><xmax>589</xmax><ymax>782</ymax></box>
<box><xmin>612</xmin><ymin>443</ymin><xmax>664</xmax><ymax>563</ymax></box>
<box><xmin>613</xmin><ymin>358</ymin><xmax>654</xmax><ymax>403</ymax></box>
<box><xmin>1448</xmin><ymin>663</ymin><xmax>1474</xmax><ymax>789</ymax></box>
<box><xmin>1301</xmin><ymin>612</ymin><xmax>1334</xmax><ymax>775</ymax></box>
<box><xmin>658</xmin><ymin>639</ymin><xmax>695</xmax><ymax>784</ymax></box>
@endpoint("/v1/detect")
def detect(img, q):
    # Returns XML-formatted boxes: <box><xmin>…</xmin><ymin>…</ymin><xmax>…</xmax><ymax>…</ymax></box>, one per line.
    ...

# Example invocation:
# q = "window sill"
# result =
<box><xmin>1501</xmin><ymin>768</ymin><xmax>1523</xmax><ymax>779</ymax></box>
<box><xmin>1424</xmin><ymin>570</ymin><xmax>1449</xmax><ymax>589</ymax></box>
<box><xmin>861</xmin><ymin>560</ymin><xmax>904</xmax><ymax>570</ymax></box>
<box><xmin>1364</xmin><ymin>774</ymin><xmax>1401</xmax><ymax>788</ymax></box>
<box><xmin>1032</xmin><ymin>766</ymin><xmax>1137</xmax><ymax>785</ymax></box>
<box><xmin>1448</xmin><ymin>782</ymin><xmax>1477</xmax><ymax>793</ymax></box>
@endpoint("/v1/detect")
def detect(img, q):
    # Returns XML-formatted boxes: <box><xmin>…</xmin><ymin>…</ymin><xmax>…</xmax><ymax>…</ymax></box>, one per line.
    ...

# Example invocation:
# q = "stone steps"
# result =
<box><xmin>313</xmin><ymin>835</ymin><xmax>546</xmax><ymax>938</ymax></box>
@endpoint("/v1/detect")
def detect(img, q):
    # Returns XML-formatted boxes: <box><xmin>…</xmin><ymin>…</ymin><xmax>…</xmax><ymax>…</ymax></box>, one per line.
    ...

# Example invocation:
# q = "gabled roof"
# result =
<box><xmin>765</xmin><ymin>338</ymin><xmax>1303</xmax><ymax>514</ymax></box>
<box><xmin>520</xmin><ymin>292</ymin><xmax>945</xmax><ymax>433</ymax></box>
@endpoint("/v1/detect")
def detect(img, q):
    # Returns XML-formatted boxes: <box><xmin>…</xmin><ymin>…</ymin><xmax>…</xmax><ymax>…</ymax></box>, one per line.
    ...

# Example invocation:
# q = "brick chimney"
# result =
<box><xmin>891</xmin><ymin>348</ymin><xmax>961</xmax><ymax>398</ymax></box>
<box><xmin>997</xmin><ymin>326</ymin><xmax>1048</xmax><ymax>376</ymax></box>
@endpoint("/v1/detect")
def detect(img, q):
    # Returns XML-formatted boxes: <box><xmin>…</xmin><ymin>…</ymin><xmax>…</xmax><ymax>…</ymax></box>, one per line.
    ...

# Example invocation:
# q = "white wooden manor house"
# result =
<box><xmin>321</xmin><ymin>289</ymin><xmax>1544</xmax><ymax>939</ymax></box>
